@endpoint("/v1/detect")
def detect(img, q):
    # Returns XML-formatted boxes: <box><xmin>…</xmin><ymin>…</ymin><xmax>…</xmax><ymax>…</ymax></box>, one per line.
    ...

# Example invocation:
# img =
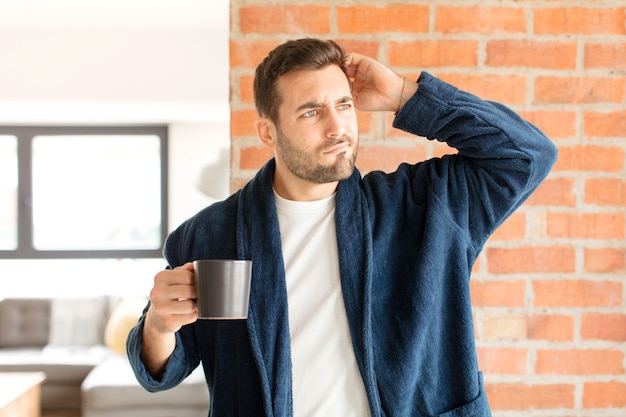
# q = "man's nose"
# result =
<box><xmin>324</xmin><ymin>109</ymin><xmax>345</xmax><ymax>138</ymax></box>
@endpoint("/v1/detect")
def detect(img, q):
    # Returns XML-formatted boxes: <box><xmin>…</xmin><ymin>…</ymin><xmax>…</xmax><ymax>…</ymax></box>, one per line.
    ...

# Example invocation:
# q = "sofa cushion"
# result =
<box><xmin>48</xmin><ymin>297</ymin><xmax>113</xmax><ymax>346</ymax></box>
<box><xmin>82</xmin><ymin>355</ymin><xmax>209</xmax><ymax>410</ymax></box>
<box><xmin>0</xmin><ymin>298</ymin><xmax>50</xmax><ymax>348</ymax></box>
<box><xmin>0</xmin><ymin>345</ymin><xmax>114</xmax><ymax>382</ymax></box>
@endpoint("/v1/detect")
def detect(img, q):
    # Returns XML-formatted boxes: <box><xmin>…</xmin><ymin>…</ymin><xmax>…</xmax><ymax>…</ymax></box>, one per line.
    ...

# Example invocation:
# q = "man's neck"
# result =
<box><xmin>272</xmin><ymin>173</ymin><xmax>338</xmax><ymax>202</ymax></box>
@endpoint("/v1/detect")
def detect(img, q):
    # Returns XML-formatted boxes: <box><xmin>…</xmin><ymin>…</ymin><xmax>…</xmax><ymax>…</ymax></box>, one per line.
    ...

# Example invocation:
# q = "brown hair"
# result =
<box><xmin>253</xmin><ymin>38</ymin><xmax>348</xmax><ymax>122</ymax></box>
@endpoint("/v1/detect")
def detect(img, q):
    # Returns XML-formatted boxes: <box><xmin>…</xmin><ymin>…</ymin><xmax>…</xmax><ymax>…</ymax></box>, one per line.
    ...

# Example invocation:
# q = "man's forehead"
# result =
<box><xmin>277</xmin><ymin>66</ymin><xmax>352</xmax><ymax>106</ymax></box>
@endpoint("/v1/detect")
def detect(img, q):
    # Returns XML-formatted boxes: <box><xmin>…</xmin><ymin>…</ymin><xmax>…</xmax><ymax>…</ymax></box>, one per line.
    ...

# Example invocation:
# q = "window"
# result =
<box><xmin>0</xmin><ymin>126</ymin><xmax>168</xmax><ymax>259</ymax></box>
<box><xmin>0</xmin><ymin>135</ymin><xmax>18</xmax><ymax>250</ymax></box>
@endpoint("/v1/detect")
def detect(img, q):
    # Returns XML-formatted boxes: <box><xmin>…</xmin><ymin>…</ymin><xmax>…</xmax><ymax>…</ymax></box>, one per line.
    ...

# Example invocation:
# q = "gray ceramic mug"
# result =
<box><xmin>193</xmin><ymin>259</ymin><xmax>252</xmax><ymax>319</ymax></box>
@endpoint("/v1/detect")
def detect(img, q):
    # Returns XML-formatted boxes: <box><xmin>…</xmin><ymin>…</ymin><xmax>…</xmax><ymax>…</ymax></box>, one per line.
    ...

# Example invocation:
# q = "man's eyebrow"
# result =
<box><xmin>295</xmin><ymin>96</ymin><xmax>353</xmax><ymax>113</ymax></box>
<box><xmin>336</xmin><ymin>96</ymin><xmax>353</xmax><ymax>105</ymax></box>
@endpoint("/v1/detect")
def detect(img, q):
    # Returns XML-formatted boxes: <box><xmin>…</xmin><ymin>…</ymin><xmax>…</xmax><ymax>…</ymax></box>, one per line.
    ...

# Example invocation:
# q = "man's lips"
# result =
<box><xmin>324</xmin><ymin>142</ymin><xmax>351</xmax><ymax>154</ymax></box>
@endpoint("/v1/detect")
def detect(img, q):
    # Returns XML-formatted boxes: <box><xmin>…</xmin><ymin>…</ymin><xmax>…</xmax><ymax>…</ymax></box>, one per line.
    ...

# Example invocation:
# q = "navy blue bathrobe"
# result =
<box><xmin>128</xmin><ymin>72</ymin><xmax>557</xmax><ymax>416</ymax></box>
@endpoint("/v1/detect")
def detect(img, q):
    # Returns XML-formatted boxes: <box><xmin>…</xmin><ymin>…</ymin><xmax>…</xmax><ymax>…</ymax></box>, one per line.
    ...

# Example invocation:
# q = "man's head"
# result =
<box><xmin>254</xmin><ymin>38</ymin><xmax>349</xmax><ymax>123</ymax></box>
<box><xmin>253</xmin><ymin>38</ymin><xmax>358</xmax><ymax>200</ymax></box>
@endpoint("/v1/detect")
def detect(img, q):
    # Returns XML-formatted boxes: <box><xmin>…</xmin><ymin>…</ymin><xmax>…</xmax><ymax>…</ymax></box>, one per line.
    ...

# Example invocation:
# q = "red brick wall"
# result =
<box><xmin>230</xmin><ymin>1</ymin><xmax>626</xmax><ymax>414</ymax></box>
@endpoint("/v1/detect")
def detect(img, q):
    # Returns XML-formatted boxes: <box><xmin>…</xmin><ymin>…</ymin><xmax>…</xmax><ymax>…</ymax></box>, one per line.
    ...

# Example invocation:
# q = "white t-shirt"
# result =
<box><xmin>274</xmin><ymin>191</ymin><xmax>371</xmax><ymax>417</ymax></box>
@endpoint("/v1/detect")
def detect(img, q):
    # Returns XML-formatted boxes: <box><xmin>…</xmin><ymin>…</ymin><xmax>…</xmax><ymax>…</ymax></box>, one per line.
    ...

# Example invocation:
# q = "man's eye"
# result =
<box><xmin>337</xmin><ymin>103</ymin><xmax>352</xmax><ymax>111</ymax></box>
<box><xmin>303</xmin><ymin>110</ymin><xmax>318</xmax><ymax>118</ymax></box>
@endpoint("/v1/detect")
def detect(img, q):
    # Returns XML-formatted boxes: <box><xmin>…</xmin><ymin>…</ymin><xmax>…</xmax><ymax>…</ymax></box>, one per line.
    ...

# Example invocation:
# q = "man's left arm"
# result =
<box><xmin>393</xmin><ymin>71</ymin><xmax>558</xmax><ymax>248</ymax></box>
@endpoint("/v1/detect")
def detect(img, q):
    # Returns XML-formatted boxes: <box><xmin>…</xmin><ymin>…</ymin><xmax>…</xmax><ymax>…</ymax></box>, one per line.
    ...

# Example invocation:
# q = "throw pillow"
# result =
<box><xmin>104</xmin><ymin>296</ymin><xmax>148</xmax><ymax>355</ymax></box>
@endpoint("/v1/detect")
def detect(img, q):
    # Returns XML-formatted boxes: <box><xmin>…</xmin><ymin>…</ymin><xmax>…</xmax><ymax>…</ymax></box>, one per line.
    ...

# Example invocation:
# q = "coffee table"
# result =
<box><xmin>0</xmin><ymin>372</ymin><xmax>46</xmax><ymax>417</ymax></box>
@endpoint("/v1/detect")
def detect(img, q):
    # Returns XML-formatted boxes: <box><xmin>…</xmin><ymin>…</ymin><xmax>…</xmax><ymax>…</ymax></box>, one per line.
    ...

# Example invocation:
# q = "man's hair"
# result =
<box><xmin>253</xmin><ymin>38</ymin><xmax>349</xmax><ymax>122</ymax></box>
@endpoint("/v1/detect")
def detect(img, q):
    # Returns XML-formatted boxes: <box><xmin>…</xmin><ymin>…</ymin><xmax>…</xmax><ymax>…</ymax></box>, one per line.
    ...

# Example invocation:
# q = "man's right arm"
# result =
<box><xmin>127</xmin><ymin>263</ymin><xmax>199</xmax><ymax>391</ymax></box>
<box><xmin>140</xmin><ymin>309</ymin><xmax>179</xmax><ymax>378</ymax></box>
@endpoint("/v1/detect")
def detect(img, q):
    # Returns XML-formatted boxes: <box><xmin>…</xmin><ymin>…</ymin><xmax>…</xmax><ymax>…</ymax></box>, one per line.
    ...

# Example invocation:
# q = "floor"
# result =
<box><xmin>42</xmin><ymin>411</ymin><xmax>81</xmax><ymax>417</ymax></box>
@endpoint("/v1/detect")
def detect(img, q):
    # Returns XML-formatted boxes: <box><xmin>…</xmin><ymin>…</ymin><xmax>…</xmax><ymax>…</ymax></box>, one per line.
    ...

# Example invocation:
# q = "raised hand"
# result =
<box><xmin>345</xmin><ymin>52</ymin><xmax>412</xmax><ymax>113</ymax></box>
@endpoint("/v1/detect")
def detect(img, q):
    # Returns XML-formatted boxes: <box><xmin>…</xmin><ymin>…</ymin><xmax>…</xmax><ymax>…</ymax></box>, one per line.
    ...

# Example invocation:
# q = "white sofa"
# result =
<box><xmin>0</xmin><ymin>297</ymin><xmax>118</xmax><ymax>409</ymax></box>
<box><xmin>0</xmin><ymin>296</ymin><xmax>209</xmax><ymax>416</ymax></box>
<box><xmin>82</xmin><ymin>355</ymin><xmax>208</xmax><ymax>417</ymax></box>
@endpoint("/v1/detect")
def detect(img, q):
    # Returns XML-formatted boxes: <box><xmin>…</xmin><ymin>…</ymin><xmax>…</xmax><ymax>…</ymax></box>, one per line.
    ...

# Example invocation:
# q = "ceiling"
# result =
<box><xmin>0</xmin><ymin>0</ymin><xmax>230</xmax><ymax>123</ymax></box>
<box><xmin>0</xmin><ymin>0</ymin><xmax>229</xmax><ymax>30</ymax></box>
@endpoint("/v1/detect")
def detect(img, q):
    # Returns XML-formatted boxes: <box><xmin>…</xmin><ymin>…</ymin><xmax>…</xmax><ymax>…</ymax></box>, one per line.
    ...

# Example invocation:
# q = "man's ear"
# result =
<box><xmin>254</xmin><ymin>117</ymin><xmax>276</xmax><ymax>148</ymax></box>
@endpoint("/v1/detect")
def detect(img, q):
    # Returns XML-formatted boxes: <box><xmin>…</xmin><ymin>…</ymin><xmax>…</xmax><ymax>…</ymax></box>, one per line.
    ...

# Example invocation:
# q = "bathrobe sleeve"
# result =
<box><xmin>126</xmin><ymin>313</ymin><xmax>197</xmax><ymax>392</ymax></box>
<box><xmin>392</xmin><ymin>72</ymin><xmax>557</xmax><ymax>251</ymax></box>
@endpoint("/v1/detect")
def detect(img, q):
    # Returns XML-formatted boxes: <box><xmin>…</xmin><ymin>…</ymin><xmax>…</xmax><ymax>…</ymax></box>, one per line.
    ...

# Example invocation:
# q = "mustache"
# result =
<box><xmin>324</xmin><ymin>135</ymin><xmax>356</xmax><ymax>150</ymax></box>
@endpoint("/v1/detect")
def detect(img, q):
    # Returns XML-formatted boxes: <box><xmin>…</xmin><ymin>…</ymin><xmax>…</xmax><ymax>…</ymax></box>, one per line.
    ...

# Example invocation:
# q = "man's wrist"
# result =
<box><xmin>395</xmin><ymin>77</ymin><xmax>419</xmax><ymax>115</ymax></box>
<box><xmin>140</xmin><ymin>313</ymin><xmax>177</xmax><ymax>379</ymax></box>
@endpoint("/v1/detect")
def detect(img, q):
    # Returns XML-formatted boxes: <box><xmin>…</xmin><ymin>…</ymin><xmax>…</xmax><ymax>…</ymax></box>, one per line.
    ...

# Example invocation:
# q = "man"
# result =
<box><xmin>127</xmin><ymin>38</ymin><xmax>557</xmax><ymax>416</ymax></box>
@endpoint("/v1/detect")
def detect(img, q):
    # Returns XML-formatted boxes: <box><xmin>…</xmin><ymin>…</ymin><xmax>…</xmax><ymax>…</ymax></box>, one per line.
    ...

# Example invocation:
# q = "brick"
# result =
<box><xmin>472</xmin><ymin>258</ymin><xmax>481</xmax><ymax>274</ymax></box>
<box><xmin>486</xmin><ymin>383</ymin><xmax>575</xmax><ymax>410</ymax></box>
<box><xmin>585</xmin><ymin>178</ymin><xmax>626</xmax><ymax>206</ymax></box>
<box><xmin>585</xmin><ymin>248</ymin><xmax>626</xmax><ymax>273</ymax></box>
<box><xmin>356</xmin><ymin>144</ymin><xmax>427</xmax><ymax>174</ymax></box>
<box><xmin>547</xmin><ymin>212</ymin><xmax>625</xmax><ymax>239</ymax></box>
<box><xmin>230</xmin><ymin>39</ymin><xmax>280</xmax><ymax>68</ymax></box>
<box><xmin>470</xmin><ymin>279</ymin><xmax>526</xmax><ymax>307</ymax></box>
<box><xmin>337</xmin><ymin>40</ymin><xmax>380</xmax><ymax>62</ymax></box>
<box><xmin>582</xmin><ymin>313</ymin><xmax>626</xmax><ymax>341</ymax></box>
<box><xmin>554</xmin><ymin>146</ymin><xmax>624</xmax><ymax>172</ymax></box>
<box><xmin>486</xmin><ymin>40</ymin><xmax>576</xmax><ymax>69</ymax></box>
<box><xmin>433</xmin><ymin>142</ymin><xmax>458</xmax><ymax>158</ymax></box>
<box><xmin>552</xmin><ymin>212</ymin><xmax>626</xmax><ymax>239</ymax></box>
<box><xmin>534</xmin><ymin>279</ymin><xmax>622</xmax><ymax>308</ymax></box>
<box><xmin>229</xmin><ymin>177</ymin><xmax>249</xmax><ymax>194</ymax></box>
<box><xmin>536</xmin><ymin>349</ymin><xmax>624</xmax><ymax>375</ymax></box>
<box><xmin>518</xmin><ymin>110</ymin><xmax>577</xmax><ymax>139</ymax></box>
<box><xmin>534</xmin><ymin>7</ymin><xmax>626</xmax><ymax>35</ymax></box>
<box><xmin>482</xmin><ymin>313</ymin><xmax>527</xmax><ymax>340</ymax></box>
<box><xmin>584</xmin><ymin>381</ymin><xmax>626</xmax><ymax>408</ymax></box>
<box><xmin>337</xmin><ymin>5</ymin><xmax>429</xmax><ymax>34</ymax></box>
<box><xmin>239</xmin><ymin>5</ymin><xmax>330</xmax><ymax>34</ymax></box>
<box><xmin>526</xmin><ymin>177</ymin><xmax>576</xmax><ymax>207</ymax></box>
<box><xmin>527</xmin><ymin>314</ymin><xmax>574</xmax><ymax>341</ymax></box>
<box><xmin>238</xmin><ymin>145</ymin><xmax>273</xmax><ymax>171</ymax></box>
<box><xmin>534</xmin><ymin>76</ymin><xmax>625</xmax><ymax>104</ymax></box>
<box><xmin>487</xmin><ymin>246</ymin><xmax>575</xmax><ymax>274</ymax></box>
<box><xmin>436</xmin><ymin>6</ymin><xmax>526</xmax><ymax>34</ymax></box>
<box><xmin>586</xmin><ymin>43</ymin><xmax>626</xmax><ymax>70</ymax></box>
<box><xmin>389</xmin><ymin>40</ymin><xmax>478</xmax><ymax>68</ymax></box>
<box><xmin>355</xmin><ymin>111</ymin><xmax>372</xmax><ymax>136</ymax></box>
<box><xmin>477</xmin><ymin>347</ymin><xmax>527</xmax><ymax>375</ymax></box>
<box><xmin>230</xmin><ymin>109</ymin><xmax>258</xmax><ymax>137</ymax></box>
<box><xmin>490</xmin><ymin>212</ymin><xmax>525</xmax><ymax>240</ymax></box>
<box><xmin>584</xmin><ymin>110</ymin><xmax>626</xmax><ymax>138</ymax></box>
<box><xmin>239</xmin><ymin>74</ymin><xmax>255</xmax><ymax>104</ymax></box>
<box><xmin>437</xmin><ymin>73</ymin><xmax>526</xmax><ymax>105</ymax></box>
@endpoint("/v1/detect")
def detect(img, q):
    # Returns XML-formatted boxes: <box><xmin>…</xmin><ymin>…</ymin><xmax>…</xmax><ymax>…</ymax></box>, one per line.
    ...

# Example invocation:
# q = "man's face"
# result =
<box><xmin>272</xmin><ymin>65</ymin><xmax>359</xmax><ymax>184</ymax></box>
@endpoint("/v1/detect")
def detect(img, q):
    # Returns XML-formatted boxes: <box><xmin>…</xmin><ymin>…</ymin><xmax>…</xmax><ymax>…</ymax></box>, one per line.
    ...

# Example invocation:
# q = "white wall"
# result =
<box><xmin>0</xmin><ymin>29</ymin><xmax>222</xmax><ymax>103</ymax></box>
<box><xmin>169</xmin><ymin>123</ymin><xmax>230</xmax><ymax>228</ymax></box>
<box><xmin>0</xmin><ymin>8</ymin><xmax>231</xmax><ymax>228</ymax></box>
<box><xmin>0</xmin><ymin>1</ymin><xmax>231</xmax><ymax>297</ymax></box>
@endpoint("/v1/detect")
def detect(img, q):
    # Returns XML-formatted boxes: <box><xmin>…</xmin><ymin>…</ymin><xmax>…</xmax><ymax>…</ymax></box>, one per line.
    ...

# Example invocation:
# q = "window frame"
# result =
<box><xmin>0</xmin><ymin>125</ymin><xmax>168</xmax><ymax>259</ymax></box>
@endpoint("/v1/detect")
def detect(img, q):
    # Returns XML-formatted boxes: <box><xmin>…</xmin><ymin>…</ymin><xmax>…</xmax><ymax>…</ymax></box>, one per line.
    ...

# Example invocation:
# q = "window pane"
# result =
<box><xmin>32</xmin><ymin>135</ymin><xmax>162</xmax><ymax>250</ymax></box>
<box><xmin>0</xmin><ymin>135</ymin><xmax>18</xmax><ymax>250</ymax></box>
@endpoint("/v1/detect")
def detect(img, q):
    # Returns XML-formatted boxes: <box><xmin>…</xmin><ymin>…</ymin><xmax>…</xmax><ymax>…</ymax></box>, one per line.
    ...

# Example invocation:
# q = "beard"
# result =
<box><xmin>275</xmin><ymin>127</ymin><xmax>357</xmax><ymax>184</ymax></box>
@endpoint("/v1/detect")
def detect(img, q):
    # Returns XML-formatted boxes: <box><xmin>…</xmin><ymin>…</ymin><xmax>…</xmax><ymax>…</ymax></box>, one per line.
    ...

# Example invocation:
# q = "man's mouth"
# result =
<box><xmin>324</xmin><ymin>142</ymin><xmax>351</xmax><ymax>155</ymax></box>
